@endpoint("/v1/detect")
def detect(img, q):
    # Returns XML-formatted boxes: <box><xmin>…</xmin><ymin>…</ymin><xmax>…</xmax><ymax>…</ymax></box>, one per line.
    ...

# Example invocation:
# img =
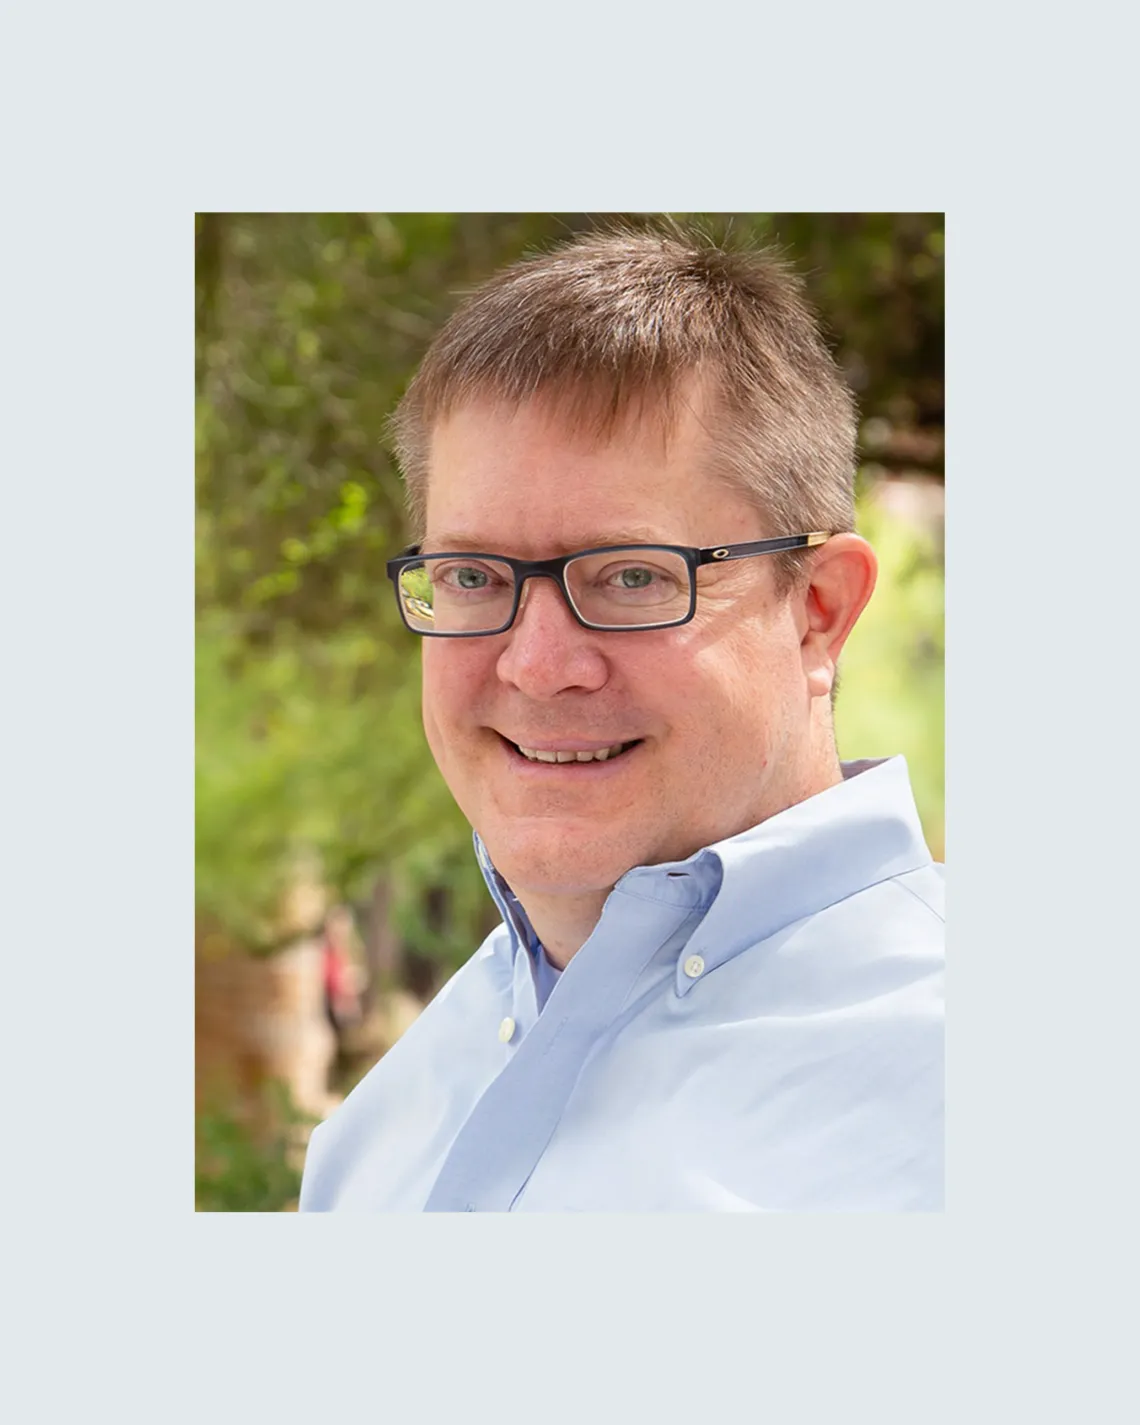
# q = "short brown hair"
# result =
<box><xmin>390</xmin><ymin>222</ymin><xmax>858</xmax><ymax>587</ymax></box>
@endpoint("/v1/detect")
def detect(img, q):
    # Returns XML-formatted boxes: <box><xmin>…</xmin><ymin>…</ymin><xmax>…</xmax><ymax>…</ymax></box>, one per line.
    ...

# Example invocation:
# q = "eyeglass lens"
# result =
<box><xmin>396</xmin><ymin>549</ymin><xmax>693</xmax><ymax>633</ymax></box>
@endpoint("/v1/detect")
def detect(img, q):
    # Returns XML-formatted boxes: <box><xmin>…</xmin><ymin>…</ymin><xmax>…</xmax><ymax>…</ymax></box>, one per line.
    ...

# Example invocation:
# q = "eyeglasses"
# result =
<box><xmin>385</xmin><ymin>533</ymin><xmax>830</xmax><ymax>636</ymax></box>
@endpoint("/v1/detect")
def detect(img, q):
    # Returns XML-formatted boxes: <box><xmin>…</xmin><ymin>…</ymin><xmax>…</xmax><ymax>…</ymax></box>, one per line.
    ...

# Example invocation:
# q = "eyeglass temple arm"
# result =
<box><xmin>699</xmin><ymin>532</ymin><xmax>831</xmax><ymax>564</ymax></box>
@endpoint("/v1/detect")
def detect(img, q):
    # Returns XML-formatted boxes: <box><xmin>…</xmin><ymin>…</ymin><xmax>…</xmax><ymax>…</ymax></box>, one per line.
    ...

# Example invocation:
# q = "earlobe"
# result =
<box><xmin>804</xmin><ymin>660</ymin><xmax>834</xmax><ymax>700</ymax></box>
<box><xmin>799</xmin><ymin>534</ymin><xmax>878</xmax><ymax>700</ymax></box>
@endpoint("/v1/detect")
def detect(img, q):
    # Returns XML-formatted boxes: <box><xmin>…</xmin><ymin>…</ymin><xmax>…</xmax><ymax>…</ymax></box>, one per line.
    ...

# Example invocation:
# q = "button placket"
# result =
<box><xmin>426</xmin><ymin>891</ymin><xmax>697</xmax><ymax>1213</ymax></box>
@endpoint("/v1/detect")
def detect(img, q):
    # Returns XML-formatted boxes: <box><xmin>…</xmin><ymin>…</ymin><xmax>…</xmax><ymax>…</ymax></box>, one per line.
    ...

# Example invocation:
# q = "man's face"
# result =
<box><xmin>419</xmin><ymin>397</ymin><xmax>815</xmax><ymax>897</ymax></box>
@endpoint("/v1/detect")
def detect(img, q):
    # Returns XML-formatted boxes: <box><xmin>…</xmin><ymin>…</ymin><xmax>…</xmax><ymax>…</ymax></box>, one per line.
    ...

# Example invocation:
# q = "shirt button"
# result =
<box><xmin>498</xmin><ymin>1016</ymin><xmax>517</xmax><ymax>1043</ymax></box>
<box><xmin>683</xmin><ymin>954</ymin><xmax>705</xmax><ymax>979</ymax></box>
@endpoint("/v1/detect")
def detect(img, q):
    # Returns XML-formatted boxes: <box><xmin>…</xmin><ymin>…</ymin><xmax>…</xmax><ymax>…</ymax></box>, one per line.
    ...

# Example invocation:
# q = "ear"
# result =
<box><xmin>796</xmin><ymin>534</ymin><xmax>878</xmax><ymax>701</ymax></box>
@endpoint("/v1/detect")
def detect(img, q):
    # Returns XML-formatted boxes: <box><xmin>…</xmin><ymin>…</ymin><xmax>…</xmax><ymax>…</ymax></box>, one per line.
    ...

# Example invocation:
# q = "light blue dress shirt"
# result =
<box><xmin>299</xmin><ymin>756</ymin><xmax>944</xmax><ymax>1212</ymax></box>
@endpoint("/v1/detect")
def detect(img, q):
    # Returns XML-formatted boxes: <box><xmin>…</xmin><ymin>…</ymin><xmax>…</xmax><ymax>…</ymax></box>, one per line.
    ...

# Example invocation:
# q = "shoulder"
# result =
<box><xmin>299</xmin><ymin>922</ymin><xmax>516</xmax><ymax>1206</ymax></box>
<box><xmin>888</xmin><ymin>861</ymin><xmax>945</xmax><ymax>922</ymax></box>
<box><xmin>731</xmin><ymin>864</ymin><xmax>944</xmax><ymax>1020</ymax></box>
<box><xmin>812</xmin><ymin>861</ymin><xmax>945</xmax><ymax>950</ymax></box>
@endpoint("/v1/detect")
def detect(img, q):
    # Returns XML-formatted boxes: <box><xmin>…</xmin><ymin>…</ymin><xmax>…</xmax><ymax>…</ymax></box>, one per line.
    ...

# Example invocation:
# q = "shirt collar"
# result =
<box><xmin>473</xmin><ymin>845</ymin><xmax>538</xmax><ymax>957</ymax></box>
<box><xmin>473</xmin><ymin>755</ymin><xmax>932</xmax><ymax>988</ymax></box>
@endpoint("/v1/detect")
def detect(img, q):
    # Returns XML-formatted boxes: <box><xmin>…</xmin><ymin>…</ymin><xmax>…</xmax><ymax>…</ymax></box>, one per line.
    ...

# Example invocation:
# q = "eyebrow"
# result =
<box><xmin>421</xmin><ymin>527</ymin><xmax>674</xmax><ymax>554</ymax></box>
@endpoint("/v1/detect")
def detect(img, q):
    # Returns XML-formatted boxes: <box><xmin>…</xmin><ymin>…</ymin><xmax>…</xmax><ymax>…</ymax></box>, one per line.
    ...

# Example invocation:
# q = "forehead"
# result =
<box><xmin>423</xmin><ymin>395</ymin><xmax>755</xmax><ymax>554</ymax></box>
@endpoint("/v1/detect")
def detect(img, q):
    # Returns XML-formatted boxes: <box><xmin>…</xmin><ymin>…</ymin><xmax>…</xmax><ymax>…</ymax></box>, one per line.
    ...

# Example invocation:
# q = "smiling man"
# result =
<box><xmin>299</xmin><ymin>225</ymin><xmax>944</xmax><ymax>1212</ymax></box>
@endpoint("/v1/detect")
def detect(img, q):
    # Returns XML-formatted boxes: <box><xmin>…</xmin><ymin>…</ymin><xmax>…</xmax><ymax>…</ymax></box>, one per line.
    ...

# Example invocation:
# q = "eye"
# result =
<box><xmin>598</xmin><ymin>562</ymin><xmax>680</xmax><ymax>594</ymax></box>
<box><xmin>427</xmin><ymin>560</ymin><xmax>517</xmax><ymax>607</ymax></box>
<box><xmin>433</xmin><ymin>562</ymin><xmax>498</xmax><ymax>591</ymax></box>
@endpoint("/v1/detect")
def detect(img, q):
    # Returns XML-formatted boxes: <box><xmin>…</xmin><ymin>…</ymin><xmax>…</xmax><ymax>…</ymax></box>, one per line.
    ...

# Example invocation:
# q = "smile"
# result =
<box><xmin>499</xmin><ymin>734</ymin><xmax>643</xmax><ymax>766</ymax></box>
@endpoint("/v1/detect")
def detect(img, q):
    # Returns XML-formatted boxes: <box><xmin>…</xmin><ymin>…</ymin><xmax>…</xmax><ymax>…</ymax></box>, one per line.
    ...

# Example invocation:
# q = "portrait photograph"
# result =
<box><xmin>194</xmin><ymin>213</ymin><xmax>944</xmax><ymax>1212</ymax></box>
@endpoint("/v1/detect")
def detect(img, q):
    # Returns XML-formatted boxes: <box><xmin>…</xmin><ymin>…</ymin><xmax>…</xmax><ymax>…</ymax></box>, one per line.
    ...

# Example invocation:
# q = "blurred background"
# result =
<box><xmin>195</xmin><ymin>213</ymin><xmax>944</xmax><ymax>1210</ymax></box>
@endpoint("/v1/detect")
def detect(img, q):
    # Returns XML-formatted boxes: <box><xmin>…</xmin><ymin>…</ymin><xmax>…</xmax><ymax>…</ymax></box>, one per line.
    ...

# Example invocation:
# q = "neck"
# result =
<box><xmin>505</xmin><ymin>726</ymin><xmax>845</xmax><ymax>971</ymax></box>
<box><xmin>513</xmin><ymin>888</ymin><xmax>610</xmax><ymax>970</ymax></box>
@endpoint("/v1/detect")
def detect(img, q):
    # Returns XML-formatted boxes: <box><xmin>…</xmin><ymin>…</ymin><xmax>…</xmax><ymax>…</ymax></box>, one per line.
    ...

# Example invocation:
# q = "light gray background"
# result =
<box><xmin>2</xmin><ymin>2</ymin><xmax>1132</xmax><ymax>1421</ymax></box>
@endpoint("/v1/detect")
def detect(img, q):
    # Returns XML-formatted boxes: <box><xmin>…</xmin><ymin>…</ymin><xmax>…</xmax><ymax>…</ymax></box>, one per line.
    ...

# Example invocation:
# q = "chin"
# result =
<box><xmin>484</xmin><ymin>822</ymin><xmax>647</xmax><ymax>896</ymax></box>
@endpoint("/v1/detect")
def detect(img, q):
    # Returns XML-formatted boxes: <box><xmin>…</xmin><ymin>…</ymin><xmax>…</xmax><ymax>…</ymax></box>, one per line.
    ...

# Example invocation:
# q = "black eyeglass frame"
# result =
<box><xmin>385</xmin><ymin>532</ymin><xmax>831</xmax><ymax>637</ymax></box>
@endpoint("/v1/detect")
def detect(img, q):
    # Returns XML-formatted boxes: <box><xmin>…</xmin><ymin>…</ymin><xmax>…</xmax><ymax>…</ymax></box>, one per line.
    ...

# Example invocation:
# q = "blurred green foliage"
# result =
<box><xmin>196</xmin><ymin>213</ymin><xmax>944</xmax><ymax>971</ymax></box>
<box><xmin>195</xmin><ymin>1082</ymin><xmax>315</xmax><ymax>1212</ymax></box>
<box><xmin>195</xmin><ymin>611</ymin><xmax>471</xmax><ymax>950</ymax></box>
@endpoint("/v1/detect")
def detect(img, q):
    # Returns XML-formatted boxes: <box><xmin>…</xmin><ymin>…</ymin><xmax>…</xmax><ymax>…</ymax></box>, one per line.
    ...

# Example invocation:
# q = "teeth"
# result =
<box><xmin>517</xmin><ymin>741</ymin><xmax>628</xmax><ymax>763</ymax></box>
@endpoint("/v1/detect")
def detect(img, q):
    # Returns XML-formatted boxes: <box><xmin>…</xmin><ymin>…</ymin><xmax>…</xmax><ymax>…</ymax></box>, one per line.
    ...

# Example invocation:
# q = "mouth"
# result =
<box><xmin>497</xmin><ymin>733</ymin><xmax>644</xmax><ymax>767</ymax></box>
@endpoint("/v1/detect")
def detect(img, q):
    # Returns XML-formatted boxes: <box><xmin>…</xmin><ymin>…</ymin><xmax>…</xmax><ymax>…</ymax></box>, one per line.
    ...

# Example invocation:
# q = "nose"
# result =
<box><xmin>495</xmin><ymin>573</ymin><xmax>610</xmax><ymax>698</ymax></box>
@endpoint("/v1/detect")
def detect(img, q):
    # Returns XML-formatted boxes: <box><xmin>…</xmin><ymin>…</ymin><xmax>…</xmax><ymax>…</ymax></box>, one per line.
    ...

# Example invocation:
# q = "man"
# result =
<box><xmin>299</xmin><ymin>225</ymin><xmax>944</xmax><ymax>1212</ymax></box>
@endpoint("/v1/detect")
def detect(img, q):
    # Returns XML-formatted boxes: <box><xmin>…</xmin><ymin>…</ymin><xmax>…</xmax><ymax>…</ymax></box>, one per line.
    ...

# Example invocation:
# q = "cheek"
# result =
<box><xmin>419</xmin><ymin>682</ymin><xmax>444</xmax><ymax>770</ymax></box>
<box><xmin>420</xmin><ymin>649</ymin><xmax>457</xmax><ymax>770</ymax></box>
<box><xmin>422</xmin><ymin>645</ymin><xmax>492</xmax><ymax>744</ymax></box>
<box><xmin>684</xmin><ymin>630</ymin><xmax>794</xmax><ymax>745</ymax></box>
